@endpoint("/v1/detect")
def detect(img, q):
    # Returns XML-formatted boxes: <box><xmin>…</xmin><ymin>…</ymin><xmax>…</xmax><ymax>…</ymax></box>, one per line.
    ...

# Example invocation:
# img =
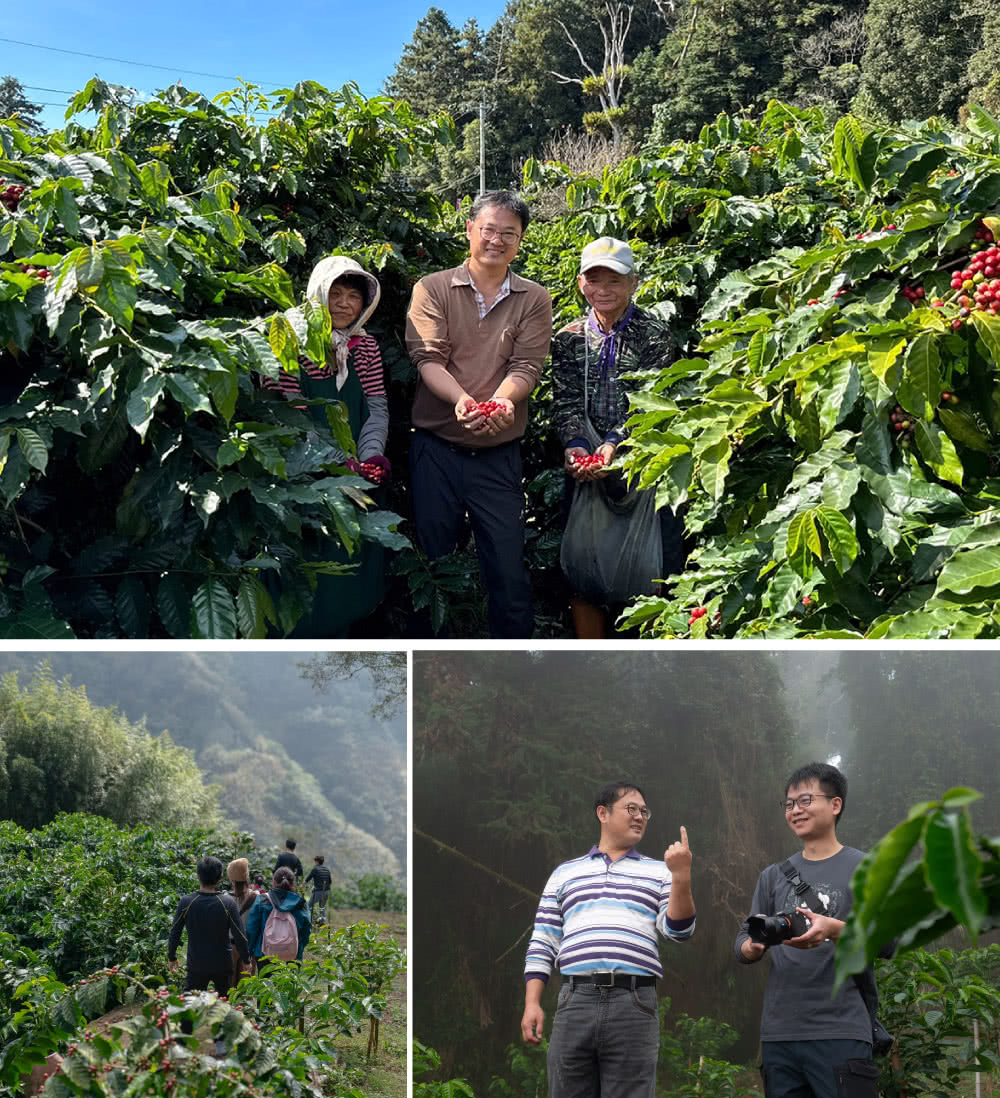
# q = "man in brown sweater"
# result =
<box><xmin>406</xmin><ymin>190</ymin><xmax>553</xmax><ymax>638</ymax></box>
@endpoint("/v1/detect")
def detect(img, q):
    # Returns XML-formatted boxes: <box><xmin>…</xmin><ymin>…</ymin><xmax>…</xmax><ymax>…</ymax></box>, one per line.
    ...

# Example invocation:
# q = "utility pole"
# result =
<box><xmin>479</xmin><ymin>90</ymin><xmax>486</xmax><ymax>195</ymax></box>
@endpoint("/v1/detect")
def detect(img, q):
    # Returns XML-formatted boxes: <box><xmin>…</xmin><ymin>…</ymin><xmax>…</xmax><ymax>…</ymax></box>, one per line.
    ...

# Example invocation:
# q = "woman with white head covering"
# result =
<box><xmin>265</xmin><ymin>255</ymin><xmax>389</xmax><ymax>480</ymax></box>
<box><xmin>262</xmin><ymin>254</ymin><xmax>390</xmax><ymax>635</ymax></box>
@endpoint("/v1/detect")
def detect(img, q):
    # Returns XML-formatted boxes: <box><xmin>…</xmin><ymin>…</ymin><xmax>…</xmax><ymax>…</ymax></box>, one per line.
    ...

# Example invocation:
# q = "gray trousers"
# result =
<box><xmin>547</xmin><ymin>982</ymin><xmax>659</xmax><ymax>1098</ymax></box>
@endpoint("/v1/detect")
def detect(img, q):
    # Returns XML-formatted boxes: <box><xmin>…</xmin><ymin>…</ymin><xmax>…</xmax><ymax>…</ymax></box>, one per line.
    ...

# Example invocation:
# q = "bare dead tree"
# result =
<box><xmin>795</xmin><ymin>12</ymin><xmax>867</xmax><ymax>71</ymax></box>
<box><xmin>550</xmin><ymin>1</ymin><xmax>635</xmax><ymax>151</ymax></box>
<box><xmin>650</xmin><ymin>0</ymin><xmax>678</xmax><ymax>21</ymax></box>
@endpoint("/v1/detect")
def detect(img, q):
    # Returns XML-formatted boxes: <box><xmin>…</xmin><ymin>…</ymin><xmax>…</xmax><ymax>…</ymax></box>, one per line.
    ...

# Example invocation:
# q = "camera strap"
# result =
<box><xmin>778</xmin><ymin>860</ymin><xmax>827</xmax><ymax>914</ymax></box>
<box><xmin>778</xmin><ymin>860</ymin><xmax>893</xmax><ymax>1057</ymax></box>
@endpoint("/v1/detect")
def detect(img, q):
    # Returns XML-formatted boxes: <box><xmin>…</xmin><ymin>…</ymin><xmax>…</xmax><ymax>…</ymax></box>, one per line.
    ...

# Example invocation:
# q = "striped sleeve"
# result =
<box><xmin>523</xmin><ymin>866</ymin><xmax>565</xmax><ymax>983</ymax></box>
<box><xmin>352</xmin><ymin>334</ymin><xmax>386</xmax><ymax>397</ymax></box>
<box><xmin>656</xmin><ymin>871</ymin><xmax>696</xmax><ymax>942</ymax></box>
<box><xmin>261</xmin><ymin>355</ymin><xmax>327</xmax><ymax>400</ymax></box>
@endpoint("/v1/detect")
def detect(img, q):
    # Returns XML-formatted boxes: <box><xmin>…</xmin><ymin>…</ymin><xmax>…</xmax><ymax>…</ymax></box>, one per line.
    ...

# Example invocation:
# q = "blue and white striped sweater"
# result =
<box><xmin>524</xmin><ymin>847</ymin><xmax>694</xmax><ymax>983</ymax></box>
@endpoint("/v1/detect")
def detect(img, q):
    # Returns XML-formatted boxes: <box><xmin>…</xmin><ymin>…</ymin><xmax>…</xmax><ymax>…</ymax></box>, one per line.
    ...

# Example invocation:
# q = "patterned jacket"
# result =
<box><xmin>551</xmin><ymin>305</ymin><xmax>675</xmax><ymax>449</ymax></box>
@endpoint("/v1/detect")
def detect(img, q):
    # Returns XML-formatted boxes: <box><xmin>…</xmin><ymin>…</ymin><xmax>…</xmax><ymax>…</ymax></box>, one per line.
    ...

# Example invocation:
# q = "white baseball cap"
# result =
<box><xmin>580</xmin><ymin>237</ymin><xmax>634</xmax><ymax>275</ymax></box>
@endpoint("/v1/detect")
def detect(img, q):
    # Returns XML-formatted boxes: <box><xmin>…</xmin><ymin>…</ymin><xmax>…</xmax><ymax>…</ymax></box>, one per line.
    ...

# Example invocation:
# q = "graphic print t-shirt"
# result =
<box><xmin>738</xmin><ymin>846</ymin><xmax>871</xmax><ymax>1043</ymax></box>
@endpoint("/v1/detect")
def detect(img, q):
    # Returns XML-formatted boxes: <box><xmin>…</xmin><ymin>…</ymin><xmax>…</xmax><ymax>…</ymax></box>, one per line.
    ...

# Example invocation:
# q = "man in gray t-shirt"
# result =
<box><xmin>734</xmin><ymin>763</ymin><xmax>879</xmax><ymax>1098</ymax></box>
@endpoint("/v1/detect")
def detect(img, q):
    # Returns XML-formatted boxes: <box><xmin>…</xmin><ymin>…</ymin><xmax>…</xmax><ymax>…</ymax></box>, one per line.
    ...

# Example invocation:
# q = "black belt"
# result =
<box><xmin>563</xmin><ymin>973</ymin><xmax>656</xmax><ymax>989</ymax></box>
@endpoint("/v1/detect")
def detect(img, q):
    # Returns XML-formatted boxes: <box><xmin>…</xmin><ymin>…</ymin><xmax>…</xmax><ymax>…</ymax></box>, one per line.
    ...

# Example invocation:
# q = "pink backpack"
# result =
<box><xmin>261</xmin><ymin>891</ymin><xmax>299</xmax><ymax>960</ymax></box>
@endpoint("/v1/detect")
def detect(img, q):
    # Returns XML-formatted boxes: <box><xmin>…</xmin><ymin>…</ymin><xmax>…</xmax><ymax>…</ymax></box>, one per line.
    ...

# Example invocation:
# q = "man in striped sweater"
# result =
<box><xmin>521</xmin><ymin>781</ymin><xmax>696</xmax><ymax>1098</ymax></box>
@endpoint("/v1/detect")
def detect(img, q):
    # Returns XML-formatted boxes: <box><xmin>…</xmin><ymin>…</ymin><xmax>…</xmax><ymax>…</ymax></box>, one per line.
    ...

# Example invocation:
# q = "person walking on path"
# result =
<box><xmin>406</xmin><ymin>189</ymin><xmax>552</xmax><ymax>638</ymax></box>
<box><xmin>168</xmin><ymin>855</ymin><xmax>249</xmax><ymax>1056</ymax></box>
<box><xmin>246</xmin><ymin>867</ymin><xmax>312</xmax><ymax>972</ymax></box>
<box><xmin>275</xmin><ymin>839</ymin><xmax>304</xmax><ymax>881</ymax></box>
<box><xmin>305</xmin><ymin>854</ymin><xmax>332</xmax><ymax>927</ymax></box>
<box><xmin>521</xmin><ymin>781</ymin><xmax>695</xmax><ymax>1098</ymax></box>
<box><xmin>226</xmin><ymin>857</ymin><xmax>258</xmax><ymax>987</ymax></box>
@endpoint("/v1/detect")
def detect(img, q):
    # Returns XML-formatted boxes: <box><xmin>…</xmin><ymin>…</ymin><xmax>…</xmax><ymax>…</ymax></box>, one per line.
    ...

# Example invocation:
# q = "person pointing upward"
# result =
<box><xmin>521</xmin><ymin>781</ymin><xmax>695</xmax><ymax>1098</ymax></box>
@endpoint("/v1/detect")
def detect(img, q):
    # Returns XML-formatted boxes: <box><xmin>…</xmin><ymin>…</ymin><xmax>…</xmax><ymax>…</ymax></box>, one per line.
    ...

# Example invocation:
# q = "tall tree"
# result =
<box><xmin>385</xmin><ymin>9</ymin><xmax>504</xmax><ymax>195</ymax></box>
<box><xmin>550</xmin><ymin>1</ymin><xmax>636</xmax><ymax>150</ymax></box>
<box><xmin>298</xmin><ymin>651</ymin><xmax>406</xmax><ymax>720</ymax></box>
<box><xmin>0</xmin><ymin>75</ymin><xmax>43</xmax><ymax>134</ymax></box>
<box><xmin>488</xmin><ymin>0</ymin><xmax>666</xmax><ymax>181</ymax></box>
<box><xmin>966</xmin><ymin>1</ymin><xmax>1000</xmax><ymax>115</ymax></box>
<box><xmin>384</xmin><ymin>8</ymin><xmax>468</xmax><ymax>116</ymax></box>
<box><xmin>629</xmin><ymin>0</ymin><xmax>866</xmax><ymax>140</ymax></box>
<box><xmin>0</xmin><ymin>664</ymin><xmax>220</xmax><ymax>830</ymax></box>
<box><xmin>856</xmin><ymin>0</ymin><xmax>981</xmax><ymax>121</ymax></box>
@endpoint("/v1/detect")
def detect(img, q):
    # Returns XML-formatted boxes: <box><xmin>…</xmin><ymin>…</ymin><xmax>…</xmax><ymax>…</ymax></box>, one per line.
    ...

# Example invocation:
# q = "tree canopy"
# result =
<box><xmin>0</xmin><ymin>664</ymin><xmax>221</xmax><ymax>830</ymax></box>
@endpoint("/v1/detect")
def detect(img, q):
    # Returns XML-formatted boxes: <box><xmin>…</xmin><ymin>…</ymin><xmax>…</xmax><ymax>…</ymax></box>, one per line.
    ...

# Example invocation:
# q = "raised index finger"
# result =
<box><xmin>679</xmin><ymin>825</ymin><xmax>689</xmax><ymax>847</ymax></box>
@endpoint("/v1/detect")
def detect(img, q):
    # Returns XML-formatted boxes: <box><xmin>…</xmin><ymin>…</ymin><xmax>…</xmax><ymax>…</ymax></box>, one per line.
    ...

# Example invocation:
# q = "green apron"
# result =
<box><xmin>279</xmin><ymin>354</ymin><xmax>385</xmax><ymax>638</ymax></box>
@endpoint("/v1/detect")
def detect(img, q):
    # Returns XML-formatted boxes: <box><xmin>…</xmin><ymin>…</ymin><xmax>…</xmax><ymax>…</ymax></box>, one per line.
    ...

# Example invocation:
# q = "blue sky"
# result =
<box><xmin>4</xmin><ymin>1</ymin><xmax>508</xmax><ymax>131</ymax></box>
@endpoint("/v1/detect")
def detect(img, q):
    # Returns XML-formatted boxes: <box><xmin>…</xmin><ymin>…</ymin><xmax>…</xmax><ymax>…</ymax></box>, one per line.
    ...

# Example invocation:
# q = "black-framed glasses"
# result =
<box><xmin>478</xmin><ymin>226</ymin><xmax>521</xmax><ymax>246</ymax></box>
<box><xmin>616</xmin><ymin>802</ymin><xmax>651</xmax><ymax>820</ymax></box>
<box><xmin>782</xmin><ymin>793</ymin><xmax>834</xmax><ymax>812</ymax></box>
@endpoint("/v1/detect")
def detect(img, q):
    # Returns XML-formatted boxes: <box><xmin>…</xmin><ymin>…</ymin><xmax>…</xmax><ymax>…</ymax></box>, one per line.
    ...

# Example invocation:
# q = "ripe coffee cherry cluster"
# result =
<box><xmin>688</xmin><ymin>606</ymin><xmax>707</xmax><ymax>626</ymax></box>
<box><xmin>570</xmin><ymin>453</ymin><xmax>606</xmax><ymax>469</ymax></box>
<box><xmin>17</xmin><ymin>263</ymin><xmax>50</xmax><ymax>280</ymax></box>
<box><xmin>946</xmin><ymin>236</ymin><xmax>1000</xmax><ymax>328</ymax></box>
<box><xmin>971</xmin><ymin>224</ymin><xmax>996</xmax><ymax>247</ymax></box>
<box><xmin>360</xmin><ymin>461</ymin><xmax>385</xmax><ymax>484</ymax></box>
<box><xmin>889</xmin><ymin>404</ymin><xmax>916</xmax><ymax>440</ymax></box>
<box><xmin>1</xmin><ymin>180</ymin><xmax>25</xmax><ymax>212</ymax></box>
<box><xmin>902</xmin><ymin>284</ymin><xmax>925</xmax><ymax>302</ymax></box>
<box><xmin>476</xmin><ymin>400</ymin><xmax>505</xmax><ymax>417</ymax></box>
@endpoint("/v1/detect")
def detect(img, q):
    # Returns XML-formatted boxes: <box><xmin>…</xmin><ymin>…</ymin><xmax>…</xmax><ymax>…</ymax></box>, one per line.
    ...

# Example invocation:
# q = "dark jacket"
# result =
<box><xmin>276</xmin><ymin>850</ymin><xmax>304</xmax><ymax>879</ymax></box>
<box><xmin>168</xmin><ymin>890</ymin><xmax>249</xmax><ymax>971</ymax></box>
<box><xmin>305</xmin><ymin>865</ymin><xmax>332</xmax><ymax>891</ymax></box>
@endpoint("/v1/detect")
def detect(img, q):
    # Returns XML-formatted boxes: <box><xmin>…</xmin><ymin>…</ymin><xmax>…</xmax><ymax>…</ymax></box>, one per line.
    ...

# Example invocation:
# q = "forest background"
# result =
<box><xmin>413</xmin><ymin>648</ymin><xmax>1000</xmax><ymax>1092</ymax></box>
<box><xmin>384</xmin><ymin>0</ymin><xmax>999</xmax><ymax>199</ymax></box>
<box><xmin>0</xmin><ymin>652</ymin><xmax>407</xmax><ymax>878</ymax></box>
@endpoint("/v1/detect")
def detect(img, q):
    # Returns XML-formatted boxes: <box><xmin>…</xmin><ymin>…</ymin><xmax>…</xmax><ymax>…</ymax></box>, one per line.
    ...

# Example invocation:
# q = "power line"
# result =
<box><xmin>22</xmin><ymin>85</ymin><xmax>75</xmax><ymax>95</ymax></box>
<box><xmin>0</xmin><ymin>36</ymin><xmax>292</xmax><ymax>87</ymax></box>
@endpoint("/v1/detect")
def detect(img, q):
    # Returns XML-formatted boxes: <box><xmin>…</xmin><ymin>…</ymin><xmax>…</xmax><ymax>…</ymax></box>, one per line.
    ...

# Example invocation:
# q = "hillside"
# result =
<box><xmin>0</xmin><ymin>652</ymin><xmax>405</xmax><ymax>875</ymax></box>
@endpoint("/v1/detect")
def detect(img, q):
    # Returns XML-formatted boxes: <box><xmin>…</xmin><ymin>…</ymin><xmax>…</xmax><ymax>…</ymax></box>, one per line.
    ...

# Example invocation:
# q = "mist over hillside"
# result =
<box><xmin>0</xmin><ymin>652</ymin><xmax>406</xmax><ymax>875</ymax></box>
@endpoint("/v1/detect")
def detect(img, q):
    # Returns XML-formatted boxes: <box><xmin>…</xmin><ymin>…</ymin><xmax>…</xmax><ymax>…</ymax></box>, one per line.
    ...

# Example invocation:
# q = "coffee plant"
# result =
<box><xmin>836</xmin><ymin>787</ymin><xmax>1000</xmax><ymax>985</ymax></box>
<box><xmin>1</xmin><ymin>814</ymin><xmax>406</xmax><ymax>1098</ymax></box>
<box><xmin>326</xmin><ymin>871</ymin><xmax>406</xmax><ymax>913</ymax></box>
<box><xmin>0</xmin><ymin>78</ymin><xmax>458</xmax><ymax>638</ymax></box>
<box><xmin>875</xmin><ymin>945</ymin><xmax>1000</xmax><ymax>1098</ymax></box>
<box><xmin>520</xmin><ymin>101</ymin><xmax>1000</xmax><ymax>638</ymax></box>
<box><xmin>0</xmin><ymin>814</ymin><xmax>255</xmax><ymax>981</ymax></box>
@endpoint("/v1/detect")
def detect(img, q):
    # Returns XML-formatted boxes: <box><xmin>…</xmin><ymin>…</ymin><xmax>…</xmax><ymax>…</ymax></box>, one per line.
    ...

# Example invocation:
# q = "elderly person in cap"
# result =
<box><xmin>551</xmin><ymin>237</ymin><xmax>687</xmax><ymax>638</ymax></box>
<box><xmin>262</xmin><ymin>254</ymin><xmax>390</xmax><ymax>636</ymax></box>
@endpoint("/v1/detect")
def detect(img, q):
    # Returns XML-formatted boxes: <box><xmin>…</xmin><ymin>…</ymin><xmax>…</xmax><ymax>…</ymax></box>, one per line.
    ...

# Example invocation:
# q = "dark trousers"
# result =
<box><xmin>547</xmin><ymin>982</ymin><xmax>659</xmax><ymax>1098</ymax></box>
<box><xmin>410</xmin><ymin>429</ymin><xmax>534</xmax><ymax>638</ymax></box>
<box><xmin>181</xmin><ymin>968</ymin><xmax>232</xmax><ymax>1034</ymax></box>
<box><xmin>761</xmin><ymin>1041</ymin><xmax>877</xmax><ymax>1098</ymax></box>
<box><xmin>310</xmin><ymin>889</ymin><xmax>329</xmax><ymax>924</ymax></box>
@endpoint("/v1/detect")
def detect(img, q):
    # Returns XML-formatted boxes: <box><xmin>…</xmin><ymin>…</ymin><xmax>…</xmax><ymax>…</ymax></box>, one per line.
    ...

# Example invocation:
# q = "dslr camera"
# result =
<box><xmin>746</xmin><ymin>910</ymin><xmax>810</xmax><ymax>947</ymax></box>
